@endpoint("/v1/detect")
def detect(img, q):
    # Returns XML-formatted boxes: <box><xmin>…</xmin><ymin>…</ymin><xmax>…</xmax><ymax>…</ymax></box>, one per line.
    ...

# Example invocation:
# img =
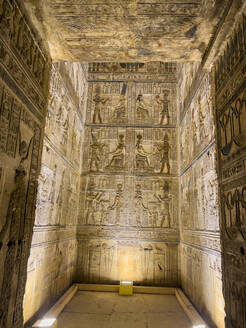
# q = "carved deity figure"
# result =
<box><xmin>154</xmin><ymin>182</ymin><xmax>172</xmax><ymax>228</ymax></box>
<box><xmin>136</xmin><ymin>94</ymin><xmax>150</xmax><ymax>120</ymax></box>
<box><xmin>92</xmin><ymin>88</ymin><xmax>109</xmax><ymax>123</ymax></box>
<box><xmin>35</xmin><ymin>169</ymin><xmax>52</xmax><ymax>225</ymax></box>
<box><xmin>48</xmin><ymin>166</ymin><xmax>57</xmax><ymax>223</ymax></box>
<box><xmin>134</xmin><ymin>184</ymin><xmax>149</xmax><ymax>227</ymax></box>
<box><xmin>71</xmin><ymin>130</ymin><xmax>80</xmax><ymax>163</ymax></box>
<box><xmin>98</xmin><ymin>197</ymin><xmax>110</xmax><ymax>225</ymax></box>
<box><xmin>108</xmin><ymin>183</ymin><xmax>123</xmax><ymax>225</ymax></box>
<box><xmin>56</xmin><ymin>106</ymin><xmax>69</xmax><ymax>146</ymax></box>
<box><xmin>0</xmin><ymin>133</ymin><xmax>32</xmax><ymax>326</ymax></box>
<box><xmin>111</xmin><ymin>95</ymin><xmax>126</xmax><ymax>122</ymax></box>
<box><xmin>155</xmin><ymin>90</ymin><xmax>170</xmax><ymax>125</ymax></box>
<box><xmin>135</xmin><ymin>134</ymin><xmax>152</xmax><ymax>169</ymax></box>
<box><xmin>199</xmin><ymin>94</ymin><xmax>210</xmax><ymax>141</ymax></box>
<box><xmin>89</xmin><ymin>133</ymin><xmax>105</xmax><ymax>171</ymax></box>
<box><xmin>101</xmin><ymin>243</ymin><xmax>115</xmax><ymax>276</ymax></box>
<box><xmin>0</xmin><ymin>166</ymin><xmax>26</xmax><ymax>326</ymax></box>
<box><xmin>85</xmin><ymin>186</ymin><xmax>104</xmax><ymax>225</ymax></box>
<box><xmin>46</xmin><ymin>94</ymin><xmax>57</xmax><ymax>134</ymax></box>
<box><xmin>204</xmin><ymin>176</ymin><xmax>217</xmax><ymax>219</ymax></box>
<box><xmin>192</xmin><ymin>106</ymin><xmax>200</xmax><ymax>153</ymax></box>
<box><xmin>155</xmin><ymin>134</ymin><xmax>170</xmax><ymax>174</ymax></box>
<box><xmin>106</xmin><ymin>135</ymin><xmax>125</xmax><ymax>169</ymax></box>
<box><xmin>56</xmin><ymin>169</ymin><xmax>65</xmax><ymax>225</ymax></box>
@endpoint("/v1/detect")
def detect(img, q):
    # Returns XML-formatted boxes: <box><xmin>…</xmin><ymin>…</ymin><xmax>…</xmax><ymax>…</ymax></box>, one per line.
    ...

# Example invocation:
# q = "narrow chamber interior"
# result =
<box><xmin>23</xmin><ymin>62</ymin><xmax>223</xmax><ymax>328</ymax></box>
<box><xmin>0</xmin><ymin>1</ymin><xmax>245</xmax><ymax>328</ymax></box>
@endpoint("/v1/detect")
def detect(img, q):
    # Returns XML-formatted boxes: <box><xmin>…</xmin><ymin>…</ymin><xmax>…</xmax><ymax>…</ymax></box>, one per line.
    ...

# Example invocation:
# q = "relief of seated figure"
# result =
<box><xmin>106</xmin><ymin>135</ymin><xmax>125</xmax><ymax>169</ymax></box>
<box><xmin>135</xmin><ymin>134</ymin><xmax>153</xmax><ymax>170</ymax></box>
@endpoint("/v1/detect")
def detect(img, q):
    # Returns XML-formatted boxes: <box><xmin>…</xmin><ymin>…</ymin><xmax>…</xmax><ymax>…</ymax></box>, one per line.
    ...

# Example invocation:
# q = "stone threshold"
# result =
<box><xmin>32</xmin><ymin>284</ymin><xmax>208</xmax><ymax>328</ymax></box>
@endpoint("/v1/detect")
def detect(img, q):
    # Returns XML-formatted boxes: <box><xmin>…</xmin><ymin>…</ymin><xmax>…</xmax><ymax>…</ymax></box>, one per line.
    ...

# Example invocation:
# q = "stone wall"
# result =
<box><xmin>0</xmin><ymin>0</ymin><xmax>50</xmax><ymax>327</ymax></box>
<box><xmin>23</xmin><ymin>62</ymin><xmax>88</xmax><ymax>324</ymax></box>
<box><xmin>77</xmin><ymin>62</ymin><xmax>180</xmax><ymax>286</ymax></box>
<box><xmin>213</xmin><ymin>8</ymin><xmax>246</xmax><ymax>328</ymax></box>
<box><xmin>178</xmin><ymin>63</ymin><xmax>224</xmax><ymax>328</ymax></box>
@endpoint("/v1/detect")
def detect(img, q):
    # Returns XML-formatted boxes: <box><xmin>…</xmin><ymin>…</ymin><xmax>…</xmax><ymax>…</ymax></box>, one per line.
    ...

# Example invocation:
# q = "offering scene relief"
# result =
<box><xmin>77</xmin><ymin>63</ymin><xmax>179</xmax><ymax>285</ymax></box>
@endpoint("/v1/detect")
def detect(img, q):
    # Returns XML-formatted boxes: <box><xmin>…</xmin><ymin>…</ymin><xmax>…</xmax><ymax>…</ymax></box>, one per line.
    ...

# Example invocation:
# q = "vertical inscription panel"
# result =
<box><xmin>0</xmin><ymin>82</ymin><xmax>43</xmax><ymax>327</ymax></box>
<box><xmin>0</xmin><ymin>0</ymin><xmax>50</xmax><ymax>326</ymax></box>
<box><xmin>214</xmin><ymin>12</ymin><xmax>246</xmax><ymax>328</ymax></box>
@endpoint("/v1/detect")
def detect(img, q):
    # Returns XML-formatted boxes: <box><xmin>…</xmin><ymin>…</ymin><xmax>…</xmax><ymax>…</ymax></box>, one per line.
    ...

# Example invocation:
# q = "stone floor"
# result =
<box><xmin>57</xmin><ymin>291</ymin><xmax>192</xmax><ymax>328</ymax></box>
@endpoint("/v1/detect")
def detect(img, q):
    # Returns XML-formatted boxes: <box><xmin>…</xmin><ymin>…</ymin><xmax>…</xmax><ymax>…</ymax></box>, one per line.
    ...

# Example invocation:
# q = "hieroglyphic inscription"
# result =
<box><xmin>80</xmin><ymin>175</ymin><xmax>178</xmax><ymax>229</ymax></box>
<box><xmin>0</xmin><ymin>81</ymin><xmax>43</xmax><ymax>327</ymax></box>
<box><xmin>0</xmin><ymin>0</ymin><xmax>48</xmax><ymax>91</ymax></box>
<box><xmin>0</xmin><ymin>1</ymin><xmax>50</xmax><ymax>326</ymax></box>
<box><xmin>79</xmin><ymin>65</ymin><xmax>179</xmax><ymax>285</ymax></box>
<box><xmin>77</xmin><ymin>239</ymin><xmax>179</xmax><ymax>286</ymax></box>
<box><xmin>24</xmin><ymin>63</ymin><xmax>87</xmax><ymax>323</ymax></box>
<box><xmin>179</xmin><ymin>62</ymin><xmax>222</xmax><ymax>327</ymax></box>
<box><xmin>86</xmin><ymin>80</ymin><xmax>177</xmax><ymax>126</ymax></box>
<box><xmin>214</xmin><ymin>12</ymin><xmax>246</xmax><ymax>328</ymax></box>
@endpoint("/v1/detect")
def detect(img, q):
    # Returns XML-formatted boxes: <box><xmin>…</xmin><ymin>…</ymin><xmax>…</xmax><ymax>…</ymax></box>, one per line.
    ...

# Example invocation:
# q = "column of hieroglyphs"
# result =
<box><xmin>213</xmin><ymin>7</ymin><xmax>246</xmax><ymax>328</ymax></box>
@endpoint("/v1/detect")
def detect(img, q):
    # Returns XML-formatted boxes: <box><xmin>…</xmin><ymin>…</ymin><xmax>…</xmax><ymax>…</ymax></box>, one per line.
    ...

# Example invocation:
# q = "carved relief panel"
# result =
<box><xmin>77</xmin><ymin>239</ymin><xmax>179</xmax><ymax>286</ymax></box>
<box><xmin>83</xmin><ymin>127</ymin><xmax>177</xmax><ymax>175</ymax></box>
<box><xmin>80</xmin><ymin>175</ymin><xmax>178</xmax><ymax>229</ymax></box>
<box><xmin>35</xmin><ymin>63</ymin><xmax>85</xmax><ymax>229</ymax></box>
<box><xmin>181</xmin><ymin>244</ymin><xmax>224</xmax><ymax>328</ymax></box>
<box><xmin>23</xmin><ymin>239</ymin><xmax>77</xmax><ymax>323</ymax></box>
<box><xmin>24</xmin><ymin>62</ymin><xmax>87</xmax><ymax>324</ymax></box>
<box><xmin>180</xmin><ymin>72</ymin><xmax>214</xmax><ymax>171</ymax></box>
<box><xmin>79</xmin><ymin>66</ymin><xmax>179</xmax><ymax>286</ymax></box>
<box><xmin>178</xmin><ymin>62</ymin><xmax>200</xmax><ymax>120</ymax></box>
<box><xmin>214</xmin><ymin>12</ymin><xmax>246</xmax><ymax>328</ymax></box>
<box><xmin>181</xmin><ymin>145</ymin><xmax>219</xmax><ymax>232</ymax></box>
<box><xmin>45</xmin><ymin>71</ymin><xmax>71</xmax><ymax>157</ymax></box>
<box><xmin>0</xmin><ymin>81</ymin><xmax>43</xmax><ymax>327</ymax></box>
<box><xmin>86</xmin><ymin>81</ymin><xmax>177</xmax><ymax>126</ymax></box>
<box><xmin>35</xmin><ymin>146</ymin><xmax>80</xmax><ymax>228</ymax></box>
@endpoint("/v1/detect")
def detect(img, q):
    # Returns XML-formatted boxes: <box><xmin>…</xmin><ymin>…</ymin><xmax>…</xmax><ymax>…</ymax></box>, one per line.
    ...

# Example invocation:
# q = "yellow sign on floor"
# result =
<box><xmin>119</xmin><ymin>281</ymin><xmax>133</xmax><ymax>295</ymax></box>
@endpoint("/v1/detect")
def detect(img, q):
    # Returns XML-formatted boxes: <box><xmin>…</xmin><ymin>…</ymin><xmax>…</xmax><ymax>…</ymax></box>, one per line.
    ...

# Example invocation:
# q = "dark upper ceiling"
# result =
<box><xmin>23</xmin><ymin>0</ymin><xmax>230</xmax><ymax>62</ymax></box>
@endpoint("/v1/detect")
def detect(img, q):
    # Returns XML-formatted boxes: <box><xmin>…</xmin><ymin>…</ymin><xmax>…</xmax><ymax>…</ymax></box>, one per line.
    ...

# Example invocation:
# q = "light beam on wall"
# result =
<box><xmin>34</xmin><ymin>318</ymin><xmax>56</xmax><ymax>327</ymax></box>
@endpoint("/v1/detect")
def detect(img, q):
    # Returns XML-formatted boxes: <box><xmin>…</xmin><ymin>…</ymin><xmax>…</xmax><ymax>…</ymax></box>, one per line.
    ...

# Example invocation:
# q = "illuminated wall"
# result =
<box><xmin>23</xmin><ymin>62</ymin><xmax>88</xmax><ymax>323</ymax></box>
<box><xmin>76</xmin><ymin>63</ymin><xmax>180</xmax><ymax>285</ymax></box>
<box><xmin>178</xmin><ymin>63</ymin><xmax>224</xmax><ymax>328</ymax></box>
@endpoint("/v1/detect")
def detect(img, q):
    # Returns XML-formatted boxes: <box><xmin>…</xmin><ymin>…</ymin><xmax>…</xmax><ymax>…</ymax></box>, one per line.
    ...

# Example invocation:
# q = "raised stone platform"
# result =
<box><xmin>33</xmin><ymin>284</ymin><xmax>208</xmax><ymax>328</ymax></box>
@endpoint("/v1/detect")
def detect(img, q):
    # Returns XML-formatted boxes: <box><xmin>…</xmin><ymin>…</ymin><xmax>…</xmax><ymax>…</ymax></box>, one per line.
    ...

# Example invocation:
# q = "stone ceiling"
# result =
<box><xmin>23</xmin><ymin>0</ymin><xmax>229</xmax><ymax>62</ymax></box>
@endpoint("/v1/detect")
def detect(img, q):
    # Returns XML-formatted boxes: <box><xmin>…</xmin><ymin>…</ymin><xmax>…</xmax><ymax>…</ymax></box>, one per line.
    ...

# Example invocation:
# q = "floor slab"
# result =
<box><xmin>57</xmin><ymin>291</ymin><xmax>192</xmax><ymax>328</ymax></box>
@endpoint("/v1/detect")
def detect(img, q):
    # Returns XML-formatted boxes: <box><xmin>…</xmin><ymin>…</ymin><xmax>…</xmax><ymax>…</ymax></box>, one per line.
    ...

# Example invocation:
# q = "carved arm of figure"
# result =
<box><xmin>99</xmin><ymin>142</ymin><xmax>107</xmax><ymax>152</ymax></box>
<box><xmin>18</xmin><ymin>131</ymin><xmax>33</xmax><ymax>164</ymax></box>
<box><xmin>95</xmin><ymin>191</ymin><xmax>104</xmax><ymax>202</ymax></box>
<box><xmin>99</xmin><ymin>198</ymin><xmax>109</xmax><ymax>205</ymax></box>
<box><xmin>137</xmin><ymin>143</ymin><xmax>153</xmax><ymax>156</ymax></box>
<box><xmin>101</xmin><ymin>97</ymin><xmax>109</xmax><ymax>104</ymax></box>
<box><xmin>94</xmin><ymin>96</ymin><xmax>109</xmax><ymax>105</ymax></box>
<box><xmin>108</xmin><ymin>194</ymin><xmax>121</xmax><ymax>211</ymax></box>
<box><xmin>155</xmin><ymin>95</ymin><xmax>163</xmax><ymax>105</ymax></box>
<box><xmin>154</xmin><ymin>193</ymin><xmax>163</xmax><ymax>203</ymax></box>
<box><xmin>109</xmin><ymin>143</ymin><xmax>124</xmax><ymax>155</ymax></box>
